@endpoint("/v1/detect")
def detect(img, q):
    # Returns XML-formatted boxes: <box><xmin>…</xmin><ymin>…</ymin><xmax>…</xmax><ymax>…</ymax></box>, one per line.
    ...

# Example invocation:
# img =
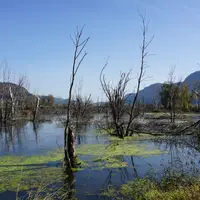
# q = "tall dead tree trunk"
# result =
<box><xmin>64</xmin><ymin>27</ymin><xmax>89</xmax><ymax>169</ymax></box>
<box><xmin>9</xmin><ymin>86</ymin><xmax>15</xmax><ymax>120</ymax></box>
<box><xmin>125</xmin><ymin>15</ymin><xmax>154</xmax><ymax>136</ymax></box>
<box><xmin>100</xmin><ymin>15</ymin><xmax>154</xmax><ymax>138</ymax></box>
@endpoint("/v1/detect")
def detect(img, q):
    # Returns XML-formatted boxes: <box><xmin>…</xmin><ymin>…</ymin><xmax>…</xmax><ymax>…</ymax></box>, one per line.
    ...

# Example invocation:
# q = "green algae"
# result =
<box><xmin>77</xmin><ymin>141</ymin><xmax>167</xmax><ymax>170</ymax></box>
<box><xmin>0</xmin><ymin>167</ymin><xmax>64</xmax><ymax>192</ymax></box>
<box><xmin>90</xmin><ymin>156</ymin><xmax>128</xmax><ymax>170</ymax></box>
<box><xmin>0</xmin><ymin>149</ymin><xmax>86</xmax><ymax>193</ymax></box>
<box><xmin>0</xmin><ymin>150</ymin><xmax>65</xmax><ymax>192</ymax></box>
<box><xmin>0</xmin><ymin>137</ymin><xmax>167</xmax><ymax>193</ymax></box>
<box><xmin>109</xmin><ymin>134</ymin><xmax>163</xmax><ymax>141</ymax></box>
<box><xmin>77</xmin><ymin>143</ymin><xmax>166</xmax><ymax>157</ymax></box>
<box><xmin>0</xmin><ymin>150</ymin><xmax>63</xmax><ymax>172</ymax></box>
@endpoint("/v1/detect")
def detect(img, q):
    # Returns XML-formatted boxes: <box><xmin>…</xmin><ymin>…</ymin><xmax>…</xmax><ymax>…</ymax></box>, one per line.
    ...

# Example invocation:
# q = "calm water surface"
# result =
<box><xmin>0</xmin><ymin>120</ymin><xmax>199</xmax><ymax>199</ymax></box>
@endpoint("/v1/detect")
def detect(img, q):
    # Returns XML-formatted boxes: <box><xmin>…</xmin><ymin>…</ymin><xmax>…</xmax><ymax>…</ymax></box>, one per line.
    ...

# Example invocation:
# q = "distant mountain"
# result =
<box><xmin>0</xmin><ymin>82</ymin><xmax>68</xmax><ymax>105</ymax></box>
<box><xmin>40</xmin><ymin>95</ymin><xmax>68</xmax><ymax>105</ymax></box>
<box><xmin>183</xmin><ymin>71</ymin><xmax>200</xmax><ymax>91</ymax></box>
<box><xmin>3</xmin><ymin>70</ymin><xmax>200</xmax><ymax>106</ymax></box>
<box><xmin>126</xmin><ymin>83</ymin><xmax>162</xmax><ymax>104</ymax></box>
<box><xmin>126</xmin><ymin>71</ymin><xmax>200</xmax><ymax>104</ymax></box>
<box><xmin>54</xmin><ymin>97</ymin><xmax>68</xmax><ymax>105</ymax></box>
<box><xmin>0</xmin><ymin>82</ymin><xmax>31</xmax><ymax>99</ymax></box>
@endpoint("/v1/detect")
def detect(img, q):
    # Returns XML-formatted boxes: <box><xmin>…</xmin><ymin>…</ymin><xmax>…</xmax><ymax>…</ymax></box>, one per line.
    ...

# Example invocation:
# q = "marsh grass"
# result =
<box><xmin>101</xmin><ymin>175</ymin><xmax>200</xmax><ymax>200</ymax></box>
<box><xmin>101</xmin><ymin>160</ymin><xmax>200</xmax><ymax>200</ymax></box>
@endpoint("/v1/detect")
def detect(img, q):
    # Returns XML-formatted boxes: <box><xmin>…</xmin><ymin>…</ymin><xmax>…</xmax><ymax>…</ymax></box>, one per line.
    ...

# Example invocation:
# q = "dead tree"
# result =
<box><xmin>100</xmin><ymin>15</ymin><xmax>153</xmax><ymax>138</ymax></box>
<box><xmin>192</xmin><ymin>82</ymin><xmax>200</xmax><ymax>111</ymax></box>
<box><xmin>8</xmin><ymin>75</ymin><xmax>29</xmax><ymax>120</ymax></box>
<box><xmin>71</xmin><ymin>91</ymin><xmax>92</xmax><ymax>123</ymax></box>
<box><xmin>100</xmin><ymin>69</ymin><xmax>131</xmax><ymax>138</ymax></box>
<box><xmin>70</xmin><ymin>81</ymin><xmax>93</xmax><ymax>123</ymax></box>
<box><xmin>164</xmin><ymin>67</ymin><xmax>182</xmax><ymax>123</ymax></box>
<box><xmin>0</xmin><ymin>61</ymin><xmax>29</xmax><ymax>123</ymax></box>
<box><xmin>64</xmin><ymin>27</ymin><xmax>89</xmax><ymax>168</ymax></box>
<box><xmin>32</xmin><ymin>95</ymin><xmax>40</xmax><ymax>122</ymax></box>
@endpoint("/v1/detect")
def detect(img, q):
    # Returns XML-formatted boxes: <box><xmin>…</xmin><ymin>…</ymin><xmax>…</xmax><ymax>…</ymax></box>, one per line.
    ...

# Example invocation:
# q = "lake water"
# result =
<box><xmin>0</xmin><ymin>120</ymin><xmax>200</xmax><ymax>199</ymax></box>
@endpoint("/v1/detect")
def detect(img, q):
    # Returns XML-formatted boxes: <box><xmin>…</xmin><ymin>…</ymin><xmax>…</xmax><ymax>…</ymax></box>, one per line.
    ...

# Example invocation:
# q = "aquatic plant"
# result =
<box><xmin>77</xmin><ymin>141</ymin><xmax>167</xmax><ymax>170</ymax></box>
<box><xmin>0</xmin><ymin>150</ymin><xmax>64</xmax><ymax>192</ymax></box>
<box><xmin>101</xmin><ymin>171</ymin><xmax>200</xmax><ymax>200</ymax></box>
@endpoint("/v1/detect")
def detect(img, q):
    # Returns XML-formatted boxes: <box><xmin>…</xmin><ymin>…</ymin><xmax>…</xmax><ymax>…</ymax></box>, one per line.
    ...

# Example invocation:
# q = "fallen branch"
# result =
<box><xmin>174</xmin><ymin>120</ymin><xmax>200</xmax><ymax>135</ymax></box>
<box><xmin>129</xmin><ymin>129</ymin><xmax>162</xmax><ymax>136</ymax></box>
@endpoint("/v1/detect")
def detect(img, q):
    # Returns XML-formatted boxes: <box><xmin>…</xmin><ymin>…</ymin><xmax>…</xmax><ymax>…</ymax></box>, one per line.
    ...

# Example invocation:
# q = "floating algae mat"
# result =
<box><xmin>0</xmin><ymin>150</ymin><xmax>65</xmax><ymax>192</ymax></box>
<box><xmin>0</xmin><ymin>140</ymin><xmax>167</xmax><ymax>192</ymax></box>
<box><xmin>76</xmin><ymin>141</ymin><xmax>167</xmax><ymax>170</ymax></box>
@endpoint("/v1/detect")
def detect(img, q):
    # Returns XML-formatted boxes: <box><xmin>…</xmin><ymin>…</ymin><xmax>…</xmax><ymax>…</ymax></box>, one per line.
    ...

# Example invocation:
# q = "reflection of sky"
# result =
<box><xmin>0</xmin><ymin>121</ymin><xmax>200</xmax><ymax>199</ymax></box>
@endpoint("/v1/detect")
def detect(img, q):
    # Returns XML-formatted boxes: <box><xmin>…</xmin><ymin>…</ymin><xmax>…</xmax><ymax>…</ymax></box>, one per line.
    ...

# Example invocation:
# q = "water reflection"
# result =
<box><xmin>0</xmin><ymin>120</ymin><xmax>28</xmax><ymax>155</ymax></box>
<box><xmin>32</xmin><ymin>122</ymin><xmax>43</xmax><ymax>144</ymax></box>
<box><xmin>62</xmin><ymin>169</ymin><xmax>76</xmax><ymax>200</ymax></box>
<box><xmin>1</xmin><ymin>120</ymin><xmax>200</xmax><ymax>199</ymax></box>
<box><xmin>152</xmin><ymin>136</ymin><xmax>200</xmax><ymax>175</ymax></box>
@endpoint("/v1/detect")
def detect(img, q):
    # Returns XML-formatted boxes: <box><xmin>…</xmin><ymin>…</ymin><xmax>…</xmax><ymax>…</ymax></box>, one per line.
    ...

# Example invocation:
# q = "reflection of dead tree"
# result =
<box><xmin>32</xmin><ymin>122</ymin><xmax>41</xmax><ymax>144</ymax></box>
<box><xmin>131</xmin><ymin>156</ymin><xmax>138</xmax><ymax>178</ymax></box>
<box><xmin>64</xmin><ymin>27</ymin><xmax>89</xmax><ymax>169</ymax></box>
<box><xmin>61</xmin><ymin>170</ymin><xmax>75</xmax><ymax>200</ymax></box>
<box><xmin>100</xmin><ymin>15</ymin><xmax>153</xmax><ymax>138</ymax></box>
<box><xmin>102</xmin><ymin>170</ymin><xmax>113</xmax><ymax>189</ymax></box>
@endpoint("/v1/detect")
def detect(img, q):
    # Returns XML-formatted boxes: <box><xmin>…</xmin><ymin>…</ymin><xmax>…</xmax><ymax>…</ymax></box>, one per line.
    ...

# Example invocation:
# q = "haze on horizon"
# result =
<box><xmin>0</xmin><ymin>0</ymin><xmax>200</xmax><ymax>101</ymax></box>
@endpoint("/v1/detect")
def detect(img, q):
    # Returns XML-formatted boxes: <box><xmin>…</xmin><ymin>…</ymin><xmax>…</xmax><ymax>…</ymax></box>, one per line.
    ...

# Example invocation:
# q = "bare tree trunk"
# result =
<box><xmin>0</xmin><ymin>62</ymin><xmax>29</xmax><ymax>123</ymax></box>
<box><xmin>33</xmin><ymin>96</ymin><xmax>40</xmax><ymax>122</ymax></box>
<box><xmin>125</xmin><ymin>15</ymin><xmax>154</xmax><ymax>137</ymax></box>
<box><xmin>67</xmin><ymin>126</ymin><xmax>76</xmax><ymax>165</ymax></box>
<box><xmin>9</xmin><ymin>86</ymin><xmax>15</xmax><ymax>120</ymax></box>
<box><xmin>1</xmin><ymin>98</ymin><xmax>4</xmax><ymax>123</ymax></box>
<box><xmin>100</xmin><ymin>15</ymin><xmax>153</xmax><ymax>138</ymax></box>
<box><xmin>64</xmin><ymin>27</ymin><xmax>89</xmax><ymax>169</ymax></box>
<box><xmin>167</xmin><ymin>67</ymin><xmax>181</xmax><ymax>123</ymax></box>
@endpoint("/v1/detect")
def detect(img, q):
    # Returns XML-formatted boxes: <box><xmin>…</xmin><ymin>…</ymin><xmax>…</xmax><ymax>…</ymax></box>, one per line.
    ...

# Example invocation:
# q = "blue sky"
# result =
<box><xmin>1</xmin><ymin>0</ymin><xmax>200</xmax><ymax>100</ymax></box>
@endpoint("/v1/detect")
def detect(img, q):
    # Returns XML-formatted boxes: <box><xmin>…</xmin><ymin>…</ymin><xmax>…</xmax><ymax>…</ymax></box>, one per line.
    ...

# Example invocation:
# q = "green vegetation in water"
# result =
<box><xmin>0</xmin><ymin>149</ymin><xmax>85</xmax><ymax>193</ymax></box>
<box><xmin>77</xmin><ymin>141</ymin><xmax>167</xmax><ymax>170</ymax></box>
<box><xmin>101</xmin><ymin>174</ymin><xmax>200</xmax><ymax>200</ymax></box>
<box><xmin>0</xmin><ymin>149</ymin><xmax>63</xmax><ymax>172</ymax></box>
<box><xmin>0</xmin><ymin>137</ymin><xmax>166</xmax><ymax>195</ymax></box>
<box><xmin>92</xmin><ymin>128</ymin><xmax>114</xmax><ymax>136</ymax></box>
<box><xmin>0</xmin><ymin>167</ymin><xmax>64</xmax><ymax>193</ymax></box>
<box><xmin>109</xmin><ymin>134</ymin><xmax>163</xmax><ymax>141</ymax></box>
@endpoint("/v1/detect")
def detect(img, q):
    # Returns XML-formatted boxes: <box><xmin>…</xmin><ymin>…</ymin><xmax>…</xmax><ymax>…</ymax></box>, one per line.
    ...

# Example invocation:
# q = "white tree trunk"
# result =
<box><xmin>9</xmin><ymin>86</ymin><xmax>15</xmax><ymax>120</ymax></box>
<box><xmin>33</xmin><ymin>95</ymin><xmax>40</xmax><ymax>122</ymax></box>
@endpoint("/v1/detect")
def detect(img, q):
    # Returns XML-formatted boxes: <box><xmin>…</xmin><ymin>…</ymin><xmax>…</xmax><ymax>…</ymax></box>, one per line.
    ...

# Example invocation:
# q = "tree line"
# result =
<box><xmin>158</xmin><ymin>67</ymin><xmax>200</xmax><ymax>123</ymax></box>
